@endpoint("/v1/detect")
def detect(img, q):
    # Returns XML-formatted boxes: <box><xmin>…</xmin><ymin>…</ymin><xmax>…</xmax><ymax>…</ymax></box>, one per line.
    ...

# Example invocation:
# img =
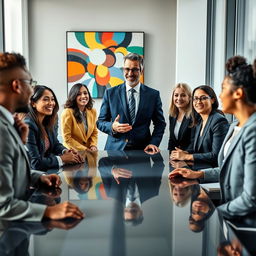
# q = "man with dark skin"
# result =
<box><xmin>0</xmin><ymin>52</ymin><xmax>84</xmax><ymax>221</ymax></box>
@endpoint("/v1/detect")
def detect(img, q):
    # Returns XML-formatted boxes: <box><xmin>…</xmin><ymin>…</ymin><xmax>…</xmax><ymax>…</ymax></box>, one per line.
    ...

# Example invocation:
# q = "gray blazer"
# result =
<box><xmin>0</xmin><ymin>109</ymin><xmax>46</xmax><ymax>221</ymax></box>
<box><xmin>203</xmin><ymin>112</ymin><xmax>256</xmax><ymax>218</ymax></box>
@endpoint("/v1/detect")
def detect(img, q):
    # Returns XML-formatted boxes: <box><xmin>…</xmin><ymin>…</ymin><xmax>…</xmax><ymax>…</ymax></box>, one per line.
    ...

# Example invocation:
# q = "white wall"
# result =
<box><xmin>176</xmin><ymin>0</ymin><xmax>208</xmax><ymax>89</ymax></box>
<box><xmin>27</xmin><ymin>0</ymin><xmax>176</xmax><ymax>149</ymax></box>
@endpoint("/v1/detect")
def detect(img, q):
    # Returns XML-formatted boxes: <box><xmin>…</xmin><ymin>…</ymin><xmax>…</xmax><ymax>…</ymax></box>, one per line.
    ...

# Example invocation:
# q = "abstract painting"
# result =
<box><xmin>66</xmin><ymin>31</ymin><xmax>144</xmax><ymax>98</ymax></box>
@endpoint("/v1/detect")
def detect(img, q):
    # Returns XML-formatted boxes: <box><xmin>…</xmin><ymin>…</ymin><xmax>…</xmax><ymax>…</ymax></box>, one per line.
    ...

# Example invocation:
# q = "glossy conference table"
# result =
<box><xmin>0</xmin><ymin>150</ymin><xmax>255</xmax><ymax>256</ymax></box>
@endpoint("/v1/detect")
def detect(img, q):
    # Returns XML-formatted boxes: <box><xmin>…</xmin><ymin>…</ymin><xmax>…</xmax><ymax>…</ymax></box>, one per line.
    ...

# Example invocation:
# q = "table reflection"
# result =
<box><xmin>189</xmin><ymin>185</ymin><xmax>215</xmax><ymax>232</ymax></box>
<box><xmin>1</xmin><ymin>151</ymin><xmax>256</xmax><ymax>256</ymax></box>
<box><xmin>99</xmin><ymin>151</ymin><xmax>164</xmax><ymax>225</ymax></box>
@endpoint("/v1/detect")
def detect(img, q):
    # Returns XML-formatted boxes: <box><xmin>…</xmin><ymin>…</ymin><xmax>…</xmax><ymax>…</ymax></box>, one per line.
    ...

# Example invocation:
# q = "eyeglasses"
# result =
<box><xmin>122</xmin><ymin>67</ymin><xmax>140</xmax><ymax>73</ymax></box>
<box><xmin>19</xmin><ymin>79</ymin><xmax>37</xmax><ymax>87</ymax></box>
<box><xmin>193</xmin><ymin>96</ymin><xmax>211</xmax><ymax>102</ymax></box>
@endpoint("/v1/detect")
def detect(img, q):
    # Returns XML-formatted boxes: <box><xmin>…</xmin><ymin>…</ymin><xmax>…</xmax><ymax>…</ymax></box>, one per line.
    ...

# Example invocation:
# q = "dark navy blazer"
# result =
<box><xmin>97</xmin><ymin>83</ymin><xmax>166</xmax><ymax>150</ymax></box>
<box><xmin>168</xmin><ymin>115</ymin><xmax>193</xmax><ymax>151</ymax></box>
<box><xmin>25</xmin><ymin>117</ymin><xmax>66</xmax><ymax>171</ymax></box>
<box><xmin>190</xmin><ymin>111</ymin><xmax>229</xmax><ymax>166</ymax></box>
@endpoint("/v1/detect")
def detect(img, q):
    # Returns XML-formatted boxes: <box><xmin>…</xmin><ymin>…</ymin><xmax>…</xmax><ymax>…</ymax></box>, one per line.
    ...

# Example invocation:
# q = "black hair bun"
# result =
<box><xmin>226</xmin><ymin>56</ymin><xmax>247</xmax><ymax>74</ymax></box>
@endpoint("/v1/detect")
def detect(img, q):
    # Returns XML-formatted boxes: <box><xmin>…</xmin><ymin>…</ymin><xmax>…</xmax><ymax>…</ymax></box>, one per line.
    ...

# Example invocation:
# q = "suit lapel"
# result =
<box><xmin>169</xmin><ymin>116</ymin><xmax>178</xmax><ymax>143</ymax></box>
<box><xmin>178</xmin><ymin>116</ymin><xmax>189</xmax><ymax>140</ymax></box>
<box><xmin>46</xmin><ymin>128</ymin><xmax>56</xmax><ymax>153</ymax></box>
<box><xmin>118</xmin><ymin>84</ymin><xmax>130</xmax><ymax>121</ymax></box>
<box><xmin>8</xmin><ymin>121</ymin><xmax>30</xmax><ymax>165</ymax></box>
<box><xmin>77</xmin><ymin>121</ymin><xmax>87</xmax><ymax>140</ymax></box>
<box><xmin>84</xmin><ymin>109</ymin><xmax>93</xmax><ymax>140</ymax></box>
<box><xmin>196</xmin><ymin>114</ymin><xmax>214</xmax><ymax>150</ymax></box>
<box><xmin>0</xmin><ymin>110</ymin><xmax>30</xmax><ymax>183</ymax></box>
<box><xmin>217</xmin><ymin>123</ymin><xmax>236</xmax><ymax>165</ymax></box>
<box><xmin>193</xmin><ymin>123</ymin><xmax>201</xmax><ymax>150</ymax></box>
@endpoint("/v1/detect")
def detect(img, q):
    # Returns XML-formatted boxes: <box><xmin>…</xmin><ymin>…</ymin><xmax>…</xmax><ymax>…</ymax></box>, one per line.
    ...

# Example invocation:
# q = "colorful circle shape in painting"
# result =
<box><xmin>67</xmin><ymin>32</ymin><xmax>144</xmax><ymax>98</ymax></box>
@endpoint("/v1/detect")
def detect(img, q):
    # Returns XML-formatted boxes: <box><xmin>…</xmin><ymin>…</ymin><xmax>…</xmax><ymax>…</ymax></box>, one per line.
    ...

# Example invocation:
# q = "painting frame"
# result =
<box><xmin>66</xmin><ymin>31</ymin><xmax>145</xmax><ymax>98</ymax></box>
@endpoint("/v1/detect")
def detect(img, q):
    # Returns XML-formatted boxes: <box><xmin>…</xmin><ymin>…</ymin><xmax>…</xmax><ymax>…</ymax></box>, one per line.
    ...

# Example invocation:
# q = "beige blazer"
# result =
<box><xmin>61</xmin><ymin>108</ymin><xmax>98</xmax><ymax>151</ymax></box>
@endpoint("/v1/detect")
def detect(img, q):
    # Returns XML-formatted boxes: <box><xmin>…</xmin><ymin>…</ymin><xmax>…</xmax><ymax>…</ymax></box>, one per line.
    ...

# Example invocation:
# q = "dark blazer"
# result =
<box><xmin>25</xmin><ymin>117</ymin><xmax>66</xmax><ymax>171</ymax></box>
<box><xmin>97</xmin><ymin>83</ymin><xmax>166</xmax><ymax>150</ymax></box>
<box><xmin>168</xmin><ymin>115</ymin><xmax>193</xmax><ymax>151</ymax></box>
<box><xmin>190</xmin><ymin>111</ymin><xmax>229</xmax><ymax>166</ymax></box>
<box><xmin>98</xmin><ymin>151</ymin><xmax>164</xmax><ymax>204</ymax></box>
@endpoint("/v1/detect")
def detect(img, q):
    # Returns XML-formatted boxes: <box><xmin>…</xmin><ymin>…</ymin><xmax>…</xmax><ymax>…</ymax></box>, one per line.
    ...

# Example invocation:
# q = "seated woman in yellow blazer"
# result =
<box><xmin>61</xmin><ymin>83</ymin><xmax>98</xmax><ymax>151</ymax></box>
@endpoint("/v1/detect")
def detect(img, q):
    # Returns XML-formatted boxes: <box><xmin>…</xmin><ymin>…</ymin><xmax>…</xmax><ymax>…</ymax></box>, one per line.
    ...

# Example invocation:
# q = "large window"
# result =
<box><xmin>206</xmin><ymin>0</ymin><xmax>255</xmax><ymax>120</ymax></box>
<box><xmin>236</xmin><ymin>0</ymin><xmax>256</xmax><ymax>63</ymax></box>
<box><xmin>0</xmin><ymin>0</ymin><xmax>4</xmax><ymax>52</ymax></box>
<box><xmin>205</xmin><ymin>0</ymin><xmax>226</xmax><ymax>99</ymax></box>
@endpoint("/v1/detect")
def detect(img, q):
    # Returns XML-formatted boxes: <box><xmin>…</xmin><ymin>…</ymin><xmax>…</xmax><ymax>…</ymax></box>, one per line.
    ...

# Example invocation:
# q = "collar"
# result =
<box><xmin>125</xmin><ymin>82</ymin><xmax>141</xmax><ymax>94</ymax></box>
<box><xmin>0</xmin><ymin>105</ymin><xmax>14</xmax><ymax>125</ymax></box>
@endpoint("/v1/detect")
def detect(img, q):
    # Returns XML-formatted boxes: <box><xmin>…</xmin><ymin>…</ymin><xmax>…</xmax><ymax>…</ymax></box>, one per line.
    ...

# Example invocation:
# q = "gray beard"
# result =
<box><xmin>125</xmin><ymin>80</ymin><xmax>139</xmax><ymax>87</ymax></box>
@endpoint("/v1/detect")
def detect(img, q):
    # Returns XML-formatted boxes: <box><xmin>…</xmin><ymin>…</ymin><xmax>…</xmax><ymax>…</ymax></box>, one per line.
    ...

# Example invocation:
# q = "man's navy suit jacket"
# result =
<box><xmin>97</xmin><ymin>83</ymin><xmax>166</xmax><ymax>150</ymax></box>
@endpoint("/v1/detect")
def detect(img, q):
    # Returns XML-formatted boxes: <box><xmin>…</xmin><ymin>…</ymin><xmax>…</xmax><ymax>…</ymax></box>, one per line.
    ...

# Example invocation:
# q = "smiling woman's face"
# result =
<box><xmin>193</xmin><ymin>89</ymin><xmax>214</xmax><ymax>116</ymax></box>
<box><xmin>76</xmin><ymin>86</ymin><xmax>89</xmax><ymax>109</ymax></box>
<box><xmin>32</xmin><ymin>89</ymin><xmax>55</xmax><ymax>118</ymax></box>
<box><xmin>173</xmin><ymin>87</ymin><xmax>190</xmax><ymax>110</ymax></box>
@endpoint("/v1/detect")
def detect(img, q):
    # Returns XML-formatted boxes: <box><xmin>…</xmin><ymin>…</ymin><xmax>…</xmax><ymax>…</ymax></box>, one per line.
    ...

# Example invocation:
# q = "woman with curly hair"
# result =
<box><xmin>170</xmin><ymin>56</ymin><xmax>256</xmax><ymax>218</ymax></box>
<box><xmin>61</xmin><ymin>83</ymin><xmax>98</xmax><ymax>151</ymax></box>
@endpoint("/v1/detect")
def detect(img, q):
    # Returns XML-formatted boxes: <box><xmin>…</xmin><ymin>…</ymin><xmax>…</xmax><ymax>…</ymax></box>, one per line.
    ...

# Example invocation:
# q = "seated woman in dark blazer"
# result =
<box><xmin>25</xmin><ymin>85</ymin><xmax>83</xmax><ymax>171</ymax></box>
<box><xmin>171</xmin><ymin>85</ymin><xmax>229</xmax><ymax>166</ymax></box>
<box><xmin>168</xmin><ymin>83</ymin><xmax>193</xmax><ymax>151</ymax></box>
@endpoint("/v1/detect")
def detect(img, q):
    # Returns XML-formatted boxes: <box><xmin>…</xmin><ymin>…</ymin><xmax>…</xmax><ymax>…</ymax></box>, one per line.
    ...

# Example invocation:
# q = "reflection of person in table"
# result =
<box><xmin>63</xmin><ymin>151</ymin><xmax>98</xmax><ymax>197</ymax></box>
<box><xmin>169</xmin><ymin>180</ymin><xmax>193</xmax><ymax>207</ymax></box>
<box><xmin>188</xmin><ymin>185</ymin><xmax>215</xmax><ymax>232</ymax></box>
<box><xmin>0</xmin><ymin>218</ymin><xmax>81</xmax><ymax>256</ymax></box>
<box><xmin>217</xmin><ymin>240</ymin><xmax>242</xmax><ymax>256</ymax></box>
<box><xmin>99</xmin><ymin>151</ymin><xmax>164</xmax><ymax>225</ymax></box>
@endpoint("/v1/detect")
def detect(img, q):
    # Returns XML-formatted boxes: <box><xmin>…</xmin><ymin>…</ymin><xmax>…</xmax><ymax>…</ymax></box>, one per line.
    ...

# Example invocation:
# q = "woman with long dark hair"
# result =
<box><xmin>171</xmin><ymin>85</ymin><xmax>229</xmax><ymax>166</ymax></box>
<box><xmin>170</xmin><ymin>56</ymin><xmax>256</xmax><ymax>218</ymax></box>
<box><xmin>25</xmin><ymin>85</ymin><xmax>82</xmax><ymax>171</ymax></box>
<box><xmin>61</xmin><ymin>83</ymin><xmax>98</xmax><ymax>151</ymax></box>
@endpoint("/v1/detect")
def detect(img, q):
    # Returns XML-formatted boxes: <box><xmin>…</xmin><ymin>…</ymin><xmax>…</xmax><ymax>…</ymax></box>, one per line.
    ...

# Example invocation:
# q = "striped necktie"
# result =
<box><xmin>128</xmin><ymin>88</ymin><xmax>136</xmax><ymax>124</ymax></box>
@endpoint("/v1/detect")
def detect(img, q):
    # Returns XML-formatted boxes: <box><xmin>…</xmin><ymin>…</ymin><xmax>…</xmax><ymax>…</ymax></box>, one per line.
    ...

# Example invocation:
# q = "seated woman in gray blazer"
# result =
<box><xmin>170</xmin><ymin>56</ymin><xmax>256</xmax><ymax>218</ymax></box>
<box><xmin>25</xmin><ymin>85</ymin><xmax>82</xmax><ymax>171</ymax></box>
<box><xmin>170</xmin><ymin>85</ymin><xmax>229</xmax><ymax>167</ymax></box>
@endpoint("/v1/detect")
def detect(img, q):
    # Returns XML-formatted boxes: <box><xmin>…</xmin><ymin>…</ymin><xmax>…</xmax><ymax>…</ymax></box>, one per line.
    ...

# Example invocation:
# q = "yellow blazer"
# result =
<box><xmin>61</xmin><ymin>108</ymin><xmax>98</xmax><ymax>151</ymax></box>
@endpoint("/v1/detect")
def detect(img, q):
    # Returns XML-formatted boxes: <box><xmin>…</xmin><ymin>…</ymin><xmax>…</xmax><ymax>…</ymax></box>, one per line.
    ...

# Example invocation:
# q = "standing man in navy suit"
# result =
<box><xmin>97</xmin><ymin>53</ymin><xmax>166</xmax><ymax>153</ymax></box>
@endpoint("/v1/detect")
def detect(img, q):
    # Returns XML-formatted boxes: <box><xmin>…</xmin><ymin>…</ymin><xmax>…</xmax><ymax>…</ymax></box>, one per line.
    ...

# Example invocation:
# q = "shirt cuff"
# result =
<box><xmin>62</xmin><ymin>149</ymin><xmax>68</xmax><ymax>154</ymax></box>
<box><xmin>56</xmin><ymin>156</ymin><xmax>64</xmax><ymax>167</ymax></box>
